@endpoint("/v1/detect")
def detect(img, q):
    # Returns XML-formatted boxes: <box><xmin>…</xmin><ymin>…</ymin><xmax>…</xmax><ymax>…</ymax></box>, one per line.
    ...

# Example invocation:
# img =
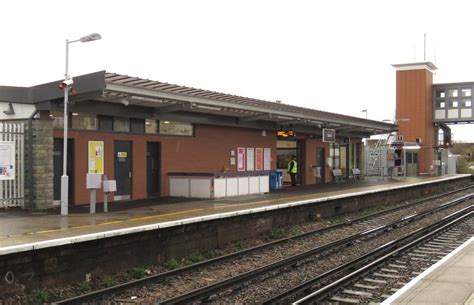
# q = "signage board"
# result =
<box><xmin>277</xmin><ymin>130</ymin><xmax>296</xmax><ymax>138</ymax></box>
<box><xmin>0</xmin><ymin>142</ymin><xmax>15</xmax><ymax>180</ymax></box>
<box><xmin>255</xmin><ymin>148</ymin><xmax>263</xmax><ymax>171</ymax></box>
<box><xmin>237</xmin><ymin>147</ymin><xmax>246</xmax><ymax>171</ymax></box>
<box><xmin>322</xmin><ymin>129</ymin><xmax>336</xmax><ymax>143</ymax></box>
<box><xmin>88</xmin><ymin>141</ymin><xmax>104</xmax><ymax>174</ymax></box>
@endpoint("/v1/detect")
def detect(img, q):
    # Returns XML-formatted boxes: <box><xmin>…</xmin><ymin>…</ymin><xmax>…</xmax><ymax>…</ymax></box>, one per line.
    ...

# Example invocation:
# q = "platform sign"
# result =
<box><xmin>0</xmin><ymin>142</ymin><xmax>15</xmax><ymax>180</ymax></box>
<box><xmin>246</xmin><ymin>148</ymin><xmax>255</xmax><ymax>171</ymax></box>
<box><xmin>322</xmin><ymin>128</ymin><xmax>336</xmax><ymax>143</ymax></box>
<box><xmin>237</xmin><ymin>147</ymin><xmax>246</xmax><ymax>171</ymax></box>
<box><xmin>88</xmin><ymin>141</ymin><xmax>104</xmax><ymax>174</ymax></box>
<box><xmin>255</xmin><ymin>148</ymin><xmax>263</xmax><ymax>171</ymax></box>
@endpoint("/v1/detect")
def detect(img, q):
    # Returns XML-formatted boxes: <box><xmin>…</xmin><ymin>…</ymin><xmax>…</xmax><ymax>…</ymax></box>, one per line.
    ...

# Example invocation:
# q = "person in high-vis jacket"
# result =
<box><xmin>287</xmin><ymin>155</ymin><xmax>297</xmax><ymax>186</ymax></box>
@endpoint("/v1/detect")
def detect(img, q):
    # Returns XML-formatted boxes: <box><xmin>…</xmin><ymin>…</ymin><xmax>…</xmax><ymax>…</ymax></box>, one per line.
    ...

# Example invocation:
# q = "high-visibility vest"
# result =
<box><xmin>288</xmin><ymin>160</ymin><xmax>298</xmax><ymax>174</ymax></box>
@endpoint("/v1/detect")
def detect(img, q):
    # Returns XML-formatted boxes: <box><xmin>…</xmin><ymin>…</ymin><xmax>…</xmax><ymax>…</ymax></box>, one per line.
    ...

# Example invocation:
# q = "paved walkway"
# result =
<box><xmin>385</xmin><ymin>237</ymin><xmax>474</xmax><ymax>305</ymax></box>
<box><xmin>0</xmin><ymin>175</ymin><xmax>469</xmax><ymax>251</ymax></box>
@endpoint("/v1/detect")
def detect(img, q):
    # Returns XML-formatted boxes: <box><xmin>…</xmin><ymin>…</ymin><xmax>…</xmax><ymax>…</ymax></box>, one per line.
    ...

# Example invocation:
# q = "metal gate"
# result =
<box><xmin>0</xmin><ymin>122</ymin><xmax>25</xmax><ymax>208</ymax></box>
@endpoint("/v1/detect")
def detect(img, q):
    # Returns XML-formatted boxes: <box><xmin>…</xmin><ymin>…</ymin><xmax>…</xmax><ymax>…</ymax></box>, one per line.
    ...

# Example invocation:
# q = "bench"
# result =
<box><xmin>332</xmin><ymin>169</ymin><xmax>343</xmax><ymax>183</ymax></box>
<box><xmin>351</xmin><ymin>168</ymin><xmax>361</xmax><ymax>180</ymax></box>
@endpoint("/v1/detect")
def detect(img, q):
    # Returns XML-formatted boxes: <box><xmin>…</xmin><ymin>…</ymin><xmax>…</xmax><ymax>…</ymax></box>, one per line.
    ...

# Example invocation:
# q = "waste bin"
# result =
<box><xmin>275</xmin><ymin>171</ymin><xmax>283</xmax><ymax>189</ymax></box>
<box><xmin>269</xmin><ymin>171</ymin><xmax>278</xmax><ymax>190</ymax></box>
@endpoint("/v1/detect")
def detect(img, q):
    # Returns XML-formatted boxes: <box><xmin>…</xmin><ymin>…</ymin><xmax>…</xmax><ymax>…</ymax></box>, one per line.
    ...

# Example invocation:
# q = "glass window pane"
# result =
<box><xmin>436</xmin><ymin>90</ymin><xmax>445</xmax><ymax>98</ymax></box>
<box><xmin>145</xmin><ymin>119</ymin><xmax>158</xmax><ymax>134</ymax></box>
<box><xmin>450</xmin><ymin>100</ymin><xmax>459</xmax><ymax>108</ymax></box>
<box><xmin>462</xmin><ymin>99</ymin><xmax>471</xmax><ymax>107</ymax></box>
<box><xmin>159</xmin><ymin>120</ymin><xmax>193</xmax><ymax>136</ymax></box>
<box><xmin>436</xmin><ymin>100</ymin><xmax>445</xmax><ymax>108</ymax></box>
<box><xmin>50</xmin><ymin>111</ymin><xmax>64</xmax><ymax>129</ymax></box>
<box><xmin>98</xmin><ymin>115</ymin><xmax>113</xmax><ymax>132</ymax></box>
<box><xmin>114</xmin><ymin>117</ymin><xmax>130</xmax><ymax>132</ymax></box>
<box><xmin>130</xmin><ymin>118</ymin><xmax>145</xmax><ymax>133</ymax></box>
<box><xmin>448</xmin><ymin>89</ymin><xmax>458</xmax><ymax>98</ymax></box>
<box><xmin>71</xmin><ymin>113</ymin><xmax>97</xmax><ymax>130</ymax></box>
<box><xmin>461</xmin><ymin>88</ymin><xmax>471</xmax><ymax>97</ymax></box>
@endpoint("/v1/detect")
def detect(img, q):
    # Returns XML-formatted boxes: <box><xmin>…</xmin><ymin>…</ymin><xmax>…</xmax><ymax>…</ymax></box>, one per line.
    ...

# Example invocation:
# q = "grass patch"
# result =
<box><xmin>128</xmin><ymin>267</ymin><xmax>147</xmax><ymax>279</ymax></box>
<box><xmin>102</xmin><ymin>276</ymin><xmax>118</xmax><ymax>287</ymax></box>
<box><xmin>32</xmin><ymin>289</ymin><xmax>50</xmax><ymax>304</ymax></box>
<box><xmin>78</xmin><ymin>281</ymin><xmax>91</xmax><ymax>292</ymax></box>
<box><xmin>164</xmin><ymin>258</ymin><xmax>181</xmax><ymax>270</ymax></box>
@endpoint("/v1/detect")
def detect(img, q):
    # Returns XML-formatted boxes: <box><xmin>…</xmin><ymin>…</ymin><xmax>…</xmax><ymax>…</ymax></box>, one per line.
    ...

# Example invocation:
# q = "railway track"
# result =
<box><xmin>55</xmin><ymin>188</ymin><xmax>473</xmax><ymax>304</ymax></box>
<box><xmin>292</xmin><ymin>208</ymin><xmax>474</xmax><ymax>304</ymax></box>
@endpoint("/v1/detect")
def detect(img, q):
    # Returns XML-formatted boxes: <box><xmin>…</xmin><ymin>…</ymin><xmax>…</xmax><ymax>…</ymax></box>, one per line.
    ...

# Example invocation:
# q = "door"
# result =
<box><xmin>147</xmin><ymin>142</ymin><xmax>160</xmax><ymax>197</ymax></box>
<box><xmin>114</xmin><ymin>141</ymin><xmax>132</xmax><ymax>200</ymax></box>
<box><xmin>53</xmin><ymin>139</ymin><xmax>74</xmax><ymax>204</ymax></box>
<box><xmin>316</xmin><ymin>147</ymin><xmax>325</xmax><ymax>183</ymax></box>
<box><xmin>406</xmin><ymin>151</ymin><xmax>419</xmax><ymax>176</ymax></box>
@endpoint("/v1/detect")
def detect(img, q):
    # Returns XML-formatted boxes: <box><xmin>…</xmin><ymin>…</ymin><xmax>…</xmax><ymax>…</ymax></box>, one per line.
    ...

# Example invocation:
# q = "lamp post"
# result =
<box><xmin>61</xmin><ymin>33</ymin><xmax>101</xmax><ymax>216</ymax></box>
<box><xmin>361</xmin><ymin>109</ymin><xmax>368</xmax><ymax>119</ymax></box>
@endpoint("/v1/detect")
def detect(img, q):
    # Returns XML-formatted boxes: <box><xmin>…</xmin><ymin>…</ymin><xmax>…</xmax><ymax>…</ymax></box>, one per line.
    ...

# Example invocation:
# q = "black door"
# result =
<box><xmin>53</xmin><ymin>139</ymin><xmax>74</xmax><ymax>203</ymax></box>
<box><xmin>114</xmin><ymin>141</ymin><xmax>132</xmax><ymax>200</ymax></box>
<box><xmin>147</xmin><ymin>142</ymin><xmax>160</xmax><ymax>197</ymax></box>
<box><xmin>316</xmin><ymin>147</ymin><xmax>325</xmax><ymax>183</ymax></box>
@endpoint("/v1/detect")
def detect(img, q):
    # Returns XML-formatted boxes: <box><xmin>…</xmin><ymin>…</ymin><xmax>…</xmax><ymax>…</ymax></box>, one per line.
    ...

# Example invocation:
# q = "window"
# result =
<box><xmin>449</xmin><ymin>100</ymin><xmax>459</xmax><ymax>108</ymax></box>
<box><xmin>461</xmin><ymin>88</ymin><xmax>471</xmax><ymax>97</ymax></box>
<box><xmin>159</xmin><ymin>120</ymin><xmax>193</xmax><ymax>136</ymax></box>
<box><xmin>71</xmin><ymin>113</ymin><xmax>97</xmax><ymax>130</ymax></box>
<box><xmin>130</xmin><ymin>118</ymin><xmax>145</xmax><ymax>133</ymax></box>
<box><xmin>114</xmin><ymin>117</ymin><xmax>130</xmax><ymax>132</ymax></box>
<box><xmin>436</xmin><ymin>100</ymin><xmax>446</xmax><ymax>108</ymax></box>
<box><xmin>98</xmin><ymin>115</ymin><xmax>113</xmax><ymax>132</ymax></box>
<box><xmin>461</xmin><ymin>99</ymin><xmax>472</xmax><ymax>107</ymax></box>
<box><xmin>145</xmin><ymin>119</ymin><xmax>158</xmax><ymax>134</ymax></box>
<box><xmin>436</xmin><ymin>90</ymin><xmax>445</xmax><ymax>98</ymax></box>
<box><xmin>50</xmin><ymin>111</ymin><xmax>64</xmax><ymax>129</ymax></box>
<box><xmin>448</xmin><ymin>89</ymin><xmax>458</xmax><ymax>98</ymax></box>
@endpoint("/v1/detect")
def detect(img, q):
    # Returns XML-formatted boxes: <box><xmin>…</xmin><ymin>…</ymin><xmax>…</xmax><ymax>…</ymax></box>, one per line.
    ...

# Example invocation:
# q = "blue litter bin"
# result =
<box><xmin>276</xmin><ymin>171</ymin><xmax>283</xmax><ymax>189</ymax></box>
<box><xmin>269</xmin><ymin>171</ymin><xmax>278</xmax><ymax>190</ymax></box>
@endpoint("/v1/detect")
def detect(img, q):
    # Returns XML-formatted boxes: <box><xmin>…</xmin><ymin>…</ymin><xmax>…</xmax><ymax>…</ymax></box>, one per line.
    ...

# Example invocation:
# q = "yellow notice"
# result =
<box><xmin>88</xmin><ymin>141</ymin><xmax>104</xmax><ymax>174</ymax></box>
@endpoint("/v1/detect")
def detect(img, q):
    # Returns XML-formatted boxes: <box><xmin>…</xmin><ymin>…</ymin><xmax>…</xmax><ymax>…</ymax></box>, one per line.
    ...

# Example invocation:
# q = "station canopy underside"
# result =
<box><xmin>1</xmin><ymin>71</ymin><xmax>397</xmax><ymax>138</ymax></box>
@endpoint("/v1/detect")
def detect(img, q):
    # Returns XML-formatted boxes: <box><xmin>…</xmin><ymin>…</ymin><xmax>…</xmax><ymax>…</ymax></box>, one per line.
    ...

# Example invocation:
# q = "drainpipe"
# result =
<box><xmin>27</xmin><ymin>109</ymin><xmax>39</xmax><ymax>209</ymax></box>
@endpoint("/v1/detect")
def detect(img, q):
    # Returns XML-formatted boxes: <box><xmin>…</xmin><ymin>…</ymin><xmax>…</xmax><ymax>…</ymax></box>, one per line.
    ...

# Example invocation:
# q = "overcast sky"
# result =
<box><xmin>1</xmin><ymin>0</ymin><xmax>473</xmax><ymax>141</ymax></box>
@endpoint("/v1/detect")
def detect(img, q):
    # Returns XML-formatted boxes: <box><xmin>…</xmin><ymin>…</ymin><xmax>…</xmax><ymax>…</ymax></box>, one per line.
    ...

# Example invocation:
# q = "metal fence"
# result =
<box><xmin>0</xmin><ymin>122</ymin><xmax>25</xmax><ymax>208</ymax></box>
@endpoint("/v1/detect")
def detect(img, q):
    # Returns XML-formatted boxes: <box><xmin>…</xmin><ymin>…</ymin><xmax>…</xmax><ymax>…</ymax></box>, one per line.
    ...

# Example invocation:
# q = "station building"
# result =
<box><xmin>0</xmin><ymin>71</ymin><xmax>395</xmax><ymax>209</ymax></box>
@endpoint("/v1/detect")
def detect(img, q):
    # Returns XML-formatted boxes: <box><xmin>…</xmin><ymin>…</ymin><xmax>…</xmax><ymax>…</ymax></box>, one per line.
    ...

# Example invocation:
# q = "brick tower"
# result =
<box><xmin>392</xmin><ymin>62</ymin><xmax>438</xmax><ymax>175</ymax></box>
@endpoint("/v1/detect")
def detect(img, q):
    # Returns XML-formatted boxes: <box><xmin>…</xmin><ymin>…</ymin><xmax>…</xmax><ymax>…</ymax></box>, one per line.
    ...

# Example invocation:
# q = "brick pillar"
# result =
<box><xmin>393</xmin><ymin>62</ymin><xmax>438</xmax><ymax>175</ymax></box>
<box><xmin>25</xmin><ymin>119</ymin><xmax>54</xmax><ymax>209</ymax></box>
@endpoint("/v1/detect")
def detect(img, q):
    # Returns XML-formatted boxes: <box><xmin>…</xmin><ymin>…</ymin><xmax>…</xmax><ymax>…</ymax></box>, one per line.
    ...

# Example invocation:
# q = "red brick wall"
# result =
<box><xmin>395</xmin><ymin>68</ymin><xmax>435</xmax><ymax>174</ymax></box>
<box><xmin>54</xmin><ymin>125</ymin><xmax>277</xmax><ymax>205</ymax></box>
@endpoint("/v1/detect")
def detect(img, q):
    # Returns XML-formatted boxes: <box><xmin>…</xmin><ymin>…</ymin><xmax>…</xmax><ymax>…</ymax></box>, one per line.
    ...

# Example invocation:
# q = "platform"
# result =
<box><xmin>384</xmin><ymin>237</ymin><xmax>474</xmax><ymax>305</ymax></box>
<box><xmin>0</xmin><ymin>175</ymin><xmax>471</xmax><ymax>255</ymax></box>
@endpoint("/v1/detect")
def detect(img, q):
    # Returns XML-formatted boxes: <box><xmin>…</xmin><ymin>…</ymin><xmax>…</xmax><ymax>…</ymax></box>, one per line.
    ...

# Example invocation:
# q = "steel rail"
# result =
<box><xmin>158</xmin><ymin>193</ymin><xmax>473</xmax><ymax>304</ymax></box>
<box><xmin>292</xmin><ymin>206</ymin><xmax>474</xmax><ymax>305</ymax></box>
<box><xmin>55</xmin><ymin>186</ymin><xmax>473</xmax><ymax>304</ymax></box>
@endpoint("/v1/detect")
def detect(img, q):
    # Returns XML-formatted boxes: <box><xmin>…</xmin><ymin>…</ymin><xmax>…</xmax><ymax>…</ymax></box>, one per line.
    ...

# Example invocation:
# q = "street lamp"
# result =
<box><xmin>61</xmin><ymin>33</ymin><xmax>101</xmax><ymax>216</ymax></box>
<box><xmin>361</xmin><ymin>109</ymin><xmax>368</xmax><ymax>119</ymax></box>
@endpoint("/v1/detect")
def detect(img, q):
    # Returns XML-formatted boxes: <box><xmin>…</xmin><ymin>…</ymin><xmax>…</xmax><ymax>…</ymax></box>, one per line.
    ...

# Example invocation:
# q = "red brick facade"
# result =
<box><xmin>395</xmin><ymin>67</ymin><xmax>436</xmax><ymax>174</ymax></box>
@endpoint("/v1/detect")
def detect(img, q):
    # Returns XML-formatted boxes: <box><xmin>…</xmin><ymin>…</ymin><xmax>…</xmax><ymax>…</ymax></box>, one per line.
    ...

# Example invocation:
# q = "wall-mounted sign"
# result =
<box><xmin>246</xmin><ymin>148</ymin><xmax>255</xmax><ymax>171</ymax></box>
<box><xmin>88</xmin><ymin>141</ymin><xmax>104</xmax><ymax>174</ymax></box>
<box><xmin>264</xmin><ymin>148</ymin><xmax>271</xmax><ymax>170</ymax></box>
<box><xmin>237</xmin><ymin>147</ymin><xmax>246</xmax><ymax>171</ymax></box>
<box><xmin>0</xmin><ymin>142</ymin><xmax>15</xmax><ymax>180</ymax></box>
<box><xmin>277</xmin><ymin>130</ymin><xmax>296</xmax><ymax>138</ymax></box>
<box><xmin>255</xmin><ymin>148</ymin><xmax>263</xmax><ymax>171</ymax></box>
<box><xmin>396</xmin><ymin>135</ymin><xmax>404</xmax><ymax>141</ymax></box>
<box><xmin>117</xmin><ymin>152</ymin><xmax>127</xmax><ymax>158</ymax></box>
<box><xmin>322</xmin><ymin>128</ymin><xmax>336</xmax><ymax>143</ymax></box>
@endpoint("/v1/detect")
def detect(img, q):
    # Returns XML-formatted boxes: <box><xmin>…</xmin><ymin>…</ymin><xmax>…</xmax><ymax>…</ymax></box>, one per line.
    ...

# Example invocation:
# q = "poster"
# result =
<box><xmin>264</xmin><ymin>148</ymin><xmax>271</xmax><ymax>170</ymax></box>
<box><xmin>0</xmin><ymin>142</ymin><xmax>15</xmax><ymax>180</ymax></box>
<box><xmin>237</xmin><ymin>147</ymin><xmax>246</xmax><ymax>171</ymax></box>
<box><xmin>246</xmin><ymin>148</ymin><xmax>255</xmax><ymax>171</ymax></box>
<box><xmin>88</xmin><ymin>141</ymin><xmax>104</xmax><ymax>174</ymax></box>
<box><xmin>255</xmin><ymin>148</ymin><xmax>263</xmax><ymax>171</ymax></box>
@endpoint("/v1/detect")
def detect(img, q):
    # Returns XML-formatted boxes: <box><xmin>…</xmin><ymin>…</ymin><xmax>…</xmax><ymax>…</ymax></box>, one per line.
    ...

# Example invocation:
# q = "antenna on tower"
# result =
<box><xmin>424</xmin><ymin>33</ymin><xmax>426</xmax><ymax>61</ymax></box>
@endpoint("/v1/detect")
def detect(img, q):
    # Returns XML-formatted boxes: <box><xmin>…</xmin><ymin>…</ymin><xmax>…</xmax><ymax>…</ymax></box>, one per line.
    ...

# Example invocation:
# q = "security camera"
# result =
<box><xmin>62</xmin><ymin>78</ymin><xmax>74</xmax><ymax>86</ymax></box>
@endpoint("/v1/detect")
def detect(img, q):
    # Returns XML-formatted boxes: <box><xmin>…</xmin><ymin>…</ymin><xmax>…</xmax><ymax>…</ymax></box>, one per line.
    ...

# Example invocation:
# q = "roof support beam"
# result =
<box><xmin>238</xmin><ymin>113</ymin><xmax>273</xmax><ymax>123</ymax></box>
<box><xmin>153</xmin><ymin>102</ymin><xmax>190</xmax><ymax>114</ymax></box>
